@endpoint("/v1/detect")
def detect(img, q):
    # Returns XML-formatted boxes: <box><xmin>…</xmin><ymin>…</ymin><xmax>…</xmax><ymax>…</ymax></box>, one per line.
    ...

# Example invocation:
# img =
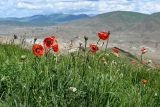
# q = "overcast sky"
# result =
<box><xmin>0</xmin><ymin>0</ymin><xmax>160</xmax><ymax>17</ymax></box>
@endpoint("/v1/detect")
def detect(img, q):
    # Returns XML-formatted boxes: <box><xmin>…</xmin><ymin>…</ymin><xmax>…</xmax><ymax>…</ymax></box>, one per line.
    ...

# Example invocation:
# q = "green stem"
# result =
<box><xmin>105</xmin><ymin>38</ymin><xmax>109</xmax><ymax>51</ymax></box>
<box><xmin>84</xmin><ymin>40</ymin><xmax>87</xmax><ymax>51</ymax></box>
<box><xmin>45</xmin><ymin>48</ymin><xmax>51</xmax><ymax>60</ymax></box>
<box><xmin>141</xmin><ymin>54</ymin><xmax>143</xmax><ymax>62</ymax></box>
<box><xmin>96</xmin><ymin>39</ymin><xmax>100</xmax><ymax>45</ymax></box>
<box><xmin>22</xmin><ymin>61</ymin><xmax>25</xmax><ymax>70</ymax></box>
<box><xmin>84</xmin><ymin>38</ymin><xmax>88</xmax><ymax>61</ymax></box>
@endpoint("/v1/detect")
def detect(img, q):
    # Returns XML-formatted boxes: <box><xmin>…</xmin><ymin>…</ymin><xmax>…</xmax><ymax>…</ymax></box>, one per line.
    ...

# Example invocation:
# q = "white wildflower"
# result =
<box><xmin>147</xmin><ymin>59</ymin><xmax>152</xmax><ymax>64</ymax></box>
<box><xmin>68</xmin><ymin>48</ymin><xmax>78</xmax><ymax>53</ymax></box>
<box><xmin>155</xmin><ymin>93</ymin><xmax>158</xmax><ymax>97</ymax></box>
<box><xmin>69</xmin><ymin>87</ymin><xmax>77</xmax><ymax>92</ymax></box>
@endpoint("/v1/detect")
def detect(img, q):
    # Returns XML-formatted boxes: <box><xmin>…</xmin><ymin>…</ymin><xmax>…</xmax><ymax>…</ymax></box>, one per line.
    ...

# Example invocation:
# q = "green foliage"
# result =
<box><xmin>0</xmin><ymin>44</ymin><xmax>159</xmax><ymax>107</ymax></box>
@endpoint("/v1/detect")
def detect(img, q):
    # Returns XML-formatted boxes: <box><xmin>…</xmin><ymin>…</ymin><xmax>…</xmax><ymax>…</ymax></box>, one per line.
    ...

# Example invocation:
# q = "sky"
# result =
<box><xmin>0</xmin><ymin>0</ymin><xmax>160</xmax><ymax>17</ymax></box>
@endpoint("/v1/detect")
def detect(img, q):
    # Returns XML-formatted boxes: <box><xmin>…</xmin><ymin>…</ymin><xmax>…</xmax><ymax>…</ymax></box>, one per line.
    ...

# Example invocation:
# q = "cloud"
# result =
<box><xmin>0</xmin><ymin>0</ymin><xmax>160</xmax><ymax>17</ymax></box>
<box><xmin>17</xmin><ymin>2</ymin><xmax>40</xmax><ymax>10</ymax></box>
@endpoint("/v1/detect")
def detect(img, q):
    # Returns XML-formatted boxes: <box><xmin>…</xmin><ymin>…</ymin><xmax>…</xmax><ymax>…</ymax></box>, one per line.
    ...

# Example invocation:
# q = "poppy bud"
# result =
<box><xmin>84</xmin><ymin>36</ymin><xmax>88</xmax><ymax>41</ymax></box>
<box><xmin>13</xmin><ymin>34</ymin><xmax>18</xmax><ymax>39</ymax></box>
<box><xmin>108</xmin><ymin>31</ymin><xmax>110</xmax><ymax>35</ymax></box>
<box><xmin>101</xmin><ymin>57</ymin><xmax>106</xmax><ymax>62</ymax></box>
<box><xmin>34</xmin><ymin>38</ymin><xmax>37</xmax><ymax>44</ymax></box>
<box><xmin>20</xmin><ymin>55</ymin><xmax>27</xmax><ymax>61</ymax></box>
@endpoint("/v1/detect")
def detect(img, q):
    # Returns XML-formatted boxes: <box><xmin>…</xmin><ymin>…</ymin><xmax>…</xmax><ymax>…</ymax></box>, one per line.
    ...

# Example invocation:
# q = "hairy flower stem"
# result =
<box><xmin>84</xmin><ymin>36</ymin><xmax>89</xmax><ymax>63</ymax></box>
<box><xmin>34</xmin><ymin>56</ymin><xmax>40</xmax><ymax>72</ymax></box>
<box><xmin>22</xmin><ymin>60</ymin><xmax>26</xmax><ymax>70</ymax></box>
<box><xmin>96</xmin><ymin>39</ymin><xmax>100</xmax><ymax>45</ymax></box>
<box><xmin>85</xmin><ymin>51</ymin><xmax>90</xmax><ymax>63</ymax></box>
<box><xmin>45</xmin><ymin>48</ymin><xmax>51</xmax><ymax>61</ymax></box>
<box><xmin>77</xmin><ymin>43</ymin><xmax>82</xmax><ymax>56</ymax></box>
<box><xmin>84</xmin><ymin>39</ymin><xmax>88</xmax><ymax>52</ymax></box>
<box><xmin>141</xmin><ymin>54</ymin><xmax>143</xmax><ymax>62</ymax></box>
<box><xmin>70</xmin><ymin>53</ymin><xmax>76</xmax><ymax>84</ymax></box>
<box><xmin>105</xmin><ymin>38</ymin><xmax>109</xmax><ymax>51</ymax></box>
<box><xmin>101</xmin><ymin>42</ymin><xmax>104</xmax><ymax>50</ymax></box>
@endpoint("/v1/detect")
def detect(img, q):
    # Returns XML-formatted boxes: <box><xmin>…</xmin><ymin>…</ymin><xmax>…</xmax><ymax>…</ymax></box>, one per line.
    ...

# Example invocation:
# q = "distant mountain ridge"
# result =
<box><xmin>0</xmin><ymin>13</ymin><xmax>89</xmax><ymax>26</ymax></box>
<box><xmin>61</xmin><ymin>11</ymin><xmax>160</xmax><ymax>34</ymax></box>
<box><xmin>1</xmin><ymin>11</ymin><xmax>160</xmax><ymax>28</ymax></box>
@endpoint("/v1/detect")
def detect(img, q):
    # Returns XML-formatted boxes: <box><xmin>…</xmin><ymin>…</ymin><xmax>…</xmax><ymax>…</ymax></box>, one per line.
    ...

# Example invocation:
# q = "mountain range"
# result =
<box><xmin>64</xmin><ymin>11</ymin><xmax>160</xmax><ymax>33</ymax></box>
<box><xmin>0</xmin><ymin>13</ymin><xmax>89</xmax><ymax>26</ymax></box>
<box><xmin>1</xmin><ymin>11</ymin><xmax>159</xmax><ymax>34</ymax></box>
<box><xmin>0</xmin><ymin>11</ymin><xmax>160</xmax><ymax>33</ymax></box>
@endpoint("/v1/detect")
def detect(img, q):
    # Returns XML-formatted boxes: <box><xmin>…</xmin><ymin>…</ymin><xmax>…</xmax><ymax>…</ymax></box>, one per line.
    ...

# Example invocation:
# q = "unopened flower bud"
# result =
<box><xmin>84</xmin><ymin>36</ymin><xmax>88</xmax><ymax>41</ymax></box>
<box><xmin>20</xmin><ymin>55</ymin><xmax>27</xmax><ymax>61</ymax></box>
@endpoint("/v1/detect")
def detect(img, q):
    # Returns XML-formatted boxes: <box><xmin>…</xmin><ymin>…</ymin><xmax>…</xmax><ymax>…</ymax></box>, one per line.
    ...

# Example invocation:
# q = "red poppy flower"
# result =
<box><xmin>52</xmin><ymin>42</ymin><xmax>59</xmax><ymax>53</ymax></box>
<box><xmin>43</xmin><ymin>36</ymin><xmax>55</xmax><ymax>48</ymax></box>
<box><xmin>141</xmin><ymin>47</ymin><xmax>147</xmax><ymax>54</ymax></box>
<box><xmin>50</xmin><ymin>36</ymin><xmax>56</xmax><ymax>41</ymax></box>
<box><xmin>32</xmin><ymin>44</ymin><xmax>44</xmax><ymax>56</ymax></box>
<box><xmin>141</xmin><ymin>79</ymin><xmax>148</xmax><ymax>84</ymax></box>
<box><xmin>97</xmin><ymin>31</ymin><xmax>110</xmax><ymax>40</ymax></box>
<box><xmin>112</xmin><ymin>47</ymin><xmax>119</xmax><ymax>53</ymax></box>
<box><xmin>89</xmin><ymin>44</ymin><xmax>99</xmax><ymax>53</ymax></box>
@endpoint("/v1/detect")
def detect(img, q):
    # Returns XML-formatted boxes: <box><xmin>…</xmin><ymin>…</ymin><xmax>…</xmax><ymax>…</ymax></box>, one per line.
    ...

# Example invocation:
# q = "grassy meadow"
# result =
<box><xmin>0</xmin><ymin>43</ymin><xmax>160</xmax><ymax>107</ymax></box>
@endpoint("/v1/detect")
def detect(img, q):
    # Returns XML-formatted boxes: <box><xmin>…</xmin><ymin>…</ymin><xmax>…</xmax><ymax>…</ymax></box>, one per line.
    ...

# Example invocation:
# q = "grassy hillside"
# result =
<box><xmin>63</xmin><ymin>11</ymin><xmax>149</xmax><ymax>31</ymax></box>
<box><xmin>0</xmin><ymin>44</ymin><xmax>159</xmax><ymax>106</ymax></box>
<box><xmin>96</xmin><ymin>11</ymin><xmax>148</xmax><ymax>24</ymax></box>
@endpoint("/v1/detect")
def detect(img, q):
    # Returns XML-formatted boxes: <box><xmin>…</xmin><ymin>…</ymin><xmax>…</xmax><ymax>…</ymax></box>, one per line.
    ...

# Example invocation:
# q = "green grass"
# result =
<box><xmin>0</xmin><ymin>44</ymin><xmax>160</xmax><ymax>107</ymax></box>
